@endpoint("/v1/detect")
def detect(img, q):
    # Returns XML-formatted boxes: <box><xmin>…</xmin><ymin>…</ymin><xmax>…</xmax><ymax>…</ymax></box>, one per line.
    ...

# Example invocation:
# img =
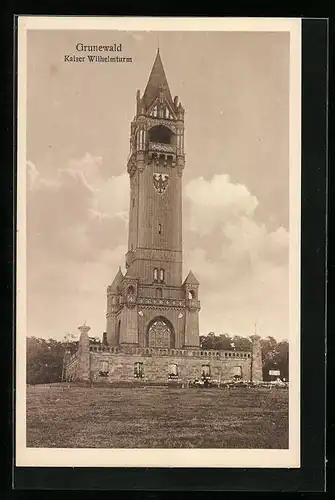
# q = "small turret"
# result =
<box><xmin>183</xmin><ymin>271</ymin><xmax>201</xmax><ymax>349</ymax></box>
<box><xmin>183</xmin><ymin>270</ymin><xmax>199</xmax><ymax>286</ymax></box>
<box><xmin>141</xmin><ymin>49</ymin><xmax>174</xmax><ymax>111</ymax></box>
<box><xmin>250</xmin><ymin>334</ymin><xmax>263</xmax><ymax>382</ymax></box>
<box><xmin>77</xmin><ymin>322</ymin><xmax>91</xmax><ymax>381</ymax></box>
<box><xmin>109</xmin><ymin>266</ymin><xmax>124</xmax><ymax>295</ymax></box>
<box><xmin>177</xmin><ymin>102</ymin><xmax>185</xmax><ymax>120</ymax></box>
<box><xmin>136</xmin><ymin>90</ymin><xmax>141</xmax><ymax>115</ymax></box>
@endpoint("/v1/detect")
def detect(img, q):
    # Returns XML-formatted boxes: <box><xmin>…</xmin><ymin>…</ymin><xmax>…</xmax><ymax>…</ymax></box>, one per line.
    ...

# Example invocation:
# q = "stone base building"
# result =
<box><xmin>63</xmin><ymin>50</ymin><xmax>263</xmax><ymax>385</ymax></box>
<box><xmin>64</xmin><ymin>325</ymin><xmax>263</xmax><ymax>384</ymax></box>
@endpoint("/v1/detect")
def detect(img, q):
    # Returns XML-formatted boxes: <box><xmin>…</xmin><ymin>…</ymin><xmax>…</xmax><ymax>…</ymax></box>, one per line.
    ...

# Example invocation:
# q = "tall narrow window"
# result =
<box><xmin>156</xmin><ymin>288</ymin><xmax>163</xmax><ymax>298</ymax></box>
<box><xmin>101</xmin><ymin>360</ymin><xmax>108</xmax><ymax>372</ymax></box>
<box><xmin>99</xmin><ymin>360</ymin><xmax>109</xmax><ymax>377</ymax></box>
<box><xmin>158</xmin><ymin>223</ymin><xmax>162</xmax><ymax>234</ymax></box>
<box><xmin>160</xmin><ymin>268</ymin><xmax>165</xmax><ymax>282</ymax></box>
<box><xmin>134</xmin><ymin>362</ymin><xmax>144</xmax><ymax>378</ymax></box>
<box><xmin>153</xmin><ymin>268</ymin><xmax>158</xmax><ymax>281</ymax></box>
<box><xmin>132</xmin><ymin>198</ymin><xmax>135</xmax><ymax>208</ymax></box>
<box><xmin>201</xmin><ymin>364</ymin><xmax>211</xmax><ymax>379</ymax></box>
<box><xmin>153</xmin><ymin>105</ymin><xmax>157</xmax><ymax>117</ymax></box>
<box><xmin>168</xmin><ymin>363</ymin><xmax>178</xmax><ymax>379</ymax></box>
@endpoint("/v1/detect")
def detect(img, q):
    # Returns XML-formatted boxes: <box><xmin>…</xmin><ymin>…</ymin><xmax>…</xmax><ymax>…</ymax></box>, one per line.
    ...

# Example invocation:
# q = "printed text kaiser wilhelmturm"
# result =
<box><xmin>64</xmin><ymin>43</ymin><xmax>132</xmax><ymax>63</ymax></box>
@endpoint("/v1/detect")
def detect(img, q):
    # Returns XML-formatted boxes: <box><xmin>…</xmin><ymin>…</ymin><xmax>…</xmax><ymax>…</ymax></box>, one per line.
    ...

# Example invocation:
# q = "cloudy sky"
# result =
<box><xmin>26</xmin><ymin>29</ymin><xmax>290</xmax><ymax>341</ymax></box>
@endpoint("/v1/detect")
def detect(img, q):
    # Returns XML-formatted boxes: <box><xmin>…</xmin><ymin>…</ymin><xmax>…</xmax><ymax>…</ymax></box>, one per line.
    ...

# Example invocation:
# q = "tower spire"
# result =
<box><xmin>141</xmin><ymin>49</ymin><xmax>173</xmax><ymax>110</ymax></box>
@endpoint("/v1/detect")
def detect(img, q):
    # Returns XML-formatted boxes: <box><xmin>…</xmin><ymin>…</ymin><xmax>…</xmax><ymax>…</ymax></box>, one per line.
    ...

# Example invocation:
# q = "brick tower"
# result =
<box><xmin>106</xmin><ymin>49</ymin><xmax>201</xmax><ymax>350</ymax></box>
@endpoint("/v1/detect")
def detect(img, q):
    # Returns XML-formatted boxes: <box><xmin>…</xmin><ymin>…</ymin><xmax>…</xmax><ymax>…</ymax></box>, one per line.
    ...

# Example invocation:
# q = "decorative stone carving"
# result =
<box><xmin>126</xmin><ymin>295</ymin><xmax>137</xmax><ymax>308</ymax></box>
<box><xmin>149</xmin><ymin>142</ymin><xmax>176</xmax><ymax>154</ymax></box>
<box><xmin>146</xmin><ymin>118</ymin><xmax>176</xmax><ymax>132</ymax></box>
<box><xmin>148</xmin><ymin>319</ymin><xmax>172</xmax><ymax>348</ymax></box>
<box><xmin>153</xmin><ymin>173</ymin><xmax>169</xmax><ymax>194</ymax></box>
<box><xmin>131</xmin><ymin>248</ymin><xmax>182</xmax><ymax>263</ymax></box>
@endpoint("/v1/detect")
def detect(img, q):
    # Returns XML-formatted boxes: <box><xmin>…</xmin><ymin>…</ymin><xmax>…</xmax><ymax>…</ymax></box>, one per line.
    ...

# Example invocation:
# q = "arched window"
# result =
<box><xmin>168</xmin><ymin>363</ymin><xmax>178</xmax><ymax>379</ymax></box>
<box><xmin>127</xmin><ymin>285</ymin><xmax>135</xmax><ymax>295</ymax></box>
<box><xmin>201</xmin><ymin>364</ymin><xmax>211</xmax><ymax>379</ymax></box>
<box><xmin>160</xmin><ymin>268</ymin><xmax>165</xmax><ymax>282</ymax></box>
<box><xmin>148</xmin><ymin>319</ymin><xmax>173</xmax><ymax>348</ymax></box>
<box><xmin>99</xmin><ymin>360</ymin><xmax>109</xmax><ymax>377</ymax></box>
<box><xmin>153</xmin><ymin>268</ymin><xmax>158</xmax><ymax>281</ymax></box>
<box><xmin>134</xmin><ymin>362</ymin><xmax>144</xmax><ymax>378</ymax></box>
<box><xmin>153</xmin><ymin>105</ymin><xmax>157</xmax><ymax>117</ymax></box>
<box><xmin>231</xmin><ymin>366</ymin><xmax>242</xmax><ymax>380</ymax></box>
<box><xmin>100</xmin><ymin>360</ymin><xmax>108</xmax><ymax>372</ymax></box>
<box><xmin>149</xmin><ymin>125</ymin><xmax>173</xmax><ymax>145</ymax></box>
<box><xmin>188</xmin><ymin>290</ymin><xmax>195</xmax><ymax>299</ymax></box>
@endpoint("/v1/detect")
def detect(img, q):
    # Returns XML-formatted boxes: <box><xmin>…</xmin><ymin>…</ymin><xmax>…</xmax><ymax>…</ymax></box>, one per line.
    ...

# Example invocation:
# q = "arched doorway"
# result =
<box><xmin>146</xmin><ymin>317</ymin><xmax>175</xmax><ymax>349</ymax></box>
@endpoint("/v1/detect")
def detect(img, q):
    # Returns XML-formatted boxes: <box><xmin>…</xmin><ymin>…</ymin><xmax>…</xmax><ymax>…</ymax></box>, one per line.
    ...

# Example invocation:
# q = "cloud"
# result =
<box><xmin>183</xmin><ymin>174</ymin><xmax>289</xmax><ymax>338</ymax></box>
<box><xmin>27</xmin><ymin>155</ymin><xmax>129</xmax><ymax>263</ymax></box>
<box><xmin>27</xmin><ymin>154</ymin><xmax>131</xmax><ymax>338</ymax></box>
<box><xmin>68</xmin><ymin>152</ymin><xmax>103</xmax><ymax>184</ymax></box>
<box><xmin>184</xmin><ymin>174</ymin><xmax>259</xmax><ymax>235</ymax></box>
<box><xmin>27</xmin><ymin>160</ymin><xmax>289</xmax><ymax>340</ymax></box>
<box><xmin>93</xmin><ymin>173</ymin><xmax>129</xmax><ymax>220</ymax></box>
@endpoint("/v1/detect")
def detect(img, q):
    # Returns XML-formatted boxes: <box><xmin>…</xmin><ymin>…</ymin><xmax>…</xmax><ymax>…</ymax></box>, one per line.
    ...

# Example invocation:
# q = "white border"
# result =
<box><xmin>16</xmin><ymin>16</ymin><xmax>301</xmax><ymax>468</ymax></box>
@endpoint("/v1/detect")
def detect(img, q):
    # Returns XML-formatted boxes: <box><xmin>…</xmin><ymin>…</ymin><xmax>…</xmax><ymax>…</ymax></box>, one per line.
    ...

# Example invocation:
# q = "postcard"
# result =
<box><xmin>16</xmin><ymin>16</ymin><xmax>301</xmax><ymax>468</ymax></box>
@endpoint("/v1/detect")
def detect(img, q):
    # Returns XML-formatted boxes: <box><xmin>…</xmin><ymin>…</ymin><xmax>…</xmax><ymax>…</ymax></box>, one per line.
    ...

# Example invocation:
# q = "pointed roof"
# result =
<box><xmin>109</xmin><ymin>266</ymin><xmax>123</xmax><ymax>293</ymax></box>
<box><xmin>142</xmin><ymin>49</ymin><xmax>173</xmax><ymax>110</ymax></box>
<box><xmin>183</xmin><ymin>270</ymin><xmax>199</xmax><ymax>286</ymax></box>
<box><xmin>124</xmin><ymin>266</ymin><xmax>138</xmax><ymax>280</ymax></box>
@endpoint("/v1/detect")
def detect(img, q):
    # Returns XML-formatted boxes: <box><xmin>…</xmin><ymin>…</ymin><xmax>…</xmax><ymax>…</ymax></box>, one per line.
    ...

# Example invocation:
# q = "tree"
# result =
<box><xmin>26</xmin><ymin>334</ymin><xmax>104</xmax><ymax>384</ymax></box>
<box><xmin>261</xmin><ymin>337</ymin><xmax>289</xmax><ymax>381</ymax></box>
<box><xmin>200</xmin><ymin>332</ymin><xmax>289</xmax><ymax>381</ymax></box>
<box><xmin>26</xmin><ymin>337</ymin><xmax>65</xmax><ymax>384</ymax></box>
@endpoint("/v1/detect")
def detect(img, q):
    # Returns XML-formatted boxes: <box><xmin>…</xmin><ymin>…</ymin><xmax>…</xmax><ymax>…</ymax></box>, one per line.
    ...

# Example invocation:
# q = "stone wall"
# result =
<box><xmin>64</xmin><ymin>352</ymin><xmax>79</xmax><ymax>381</ymax></box>
<box><xmin>88</xmin><ymin>349</ymin><xmax>252</xmax><ymax>383</ymax></box>
<box><xmin>64</xmin><ymin>329</ymin><xmax>263</xmax><ymax>384</ymax></box>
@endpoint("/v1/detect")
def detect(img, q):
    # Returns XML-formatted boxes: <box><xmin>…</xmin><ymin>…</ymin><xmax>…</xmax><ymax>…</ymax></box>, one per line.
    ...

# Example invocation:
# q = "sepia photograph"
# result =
<box><xmin>16</xmin><ymin>17</ymin><xmax>301</xmax><ymax>468</ymax></box>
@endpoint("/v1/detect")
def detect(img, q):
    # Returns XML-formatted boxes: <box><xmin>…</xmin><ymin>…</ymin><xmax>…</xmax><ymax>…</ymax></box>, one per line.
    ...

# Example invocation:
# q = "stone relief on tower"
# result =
<box><xmin>153</xmin><ymin>173</ymin><xmax>169</xmax><ymax>194</ymax></box>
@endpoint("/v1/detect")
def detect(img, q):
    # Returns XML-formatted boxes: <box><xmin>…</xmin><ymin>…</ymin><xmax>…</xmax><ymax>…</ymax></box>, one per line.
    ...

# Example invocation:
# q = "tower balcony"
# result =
<box><xmin>148</xmin><ymin>141</ymin><xmax>176</xmax><ymax>155</ymax></box>
<box><xmin>147</xmin><ymin>142</ymin><xmax>177</xmax><ymax>167</ymax></box>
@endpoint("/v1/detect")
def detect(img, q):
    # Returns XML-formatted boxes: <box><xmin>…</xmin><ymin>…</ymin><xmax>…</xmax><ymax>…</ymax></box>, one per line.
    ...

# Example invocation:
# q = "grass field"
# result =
<box><xmin>26</xmin><ymin>384</ymin><xmax>288</xmax><ymax>449</ymax></box>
